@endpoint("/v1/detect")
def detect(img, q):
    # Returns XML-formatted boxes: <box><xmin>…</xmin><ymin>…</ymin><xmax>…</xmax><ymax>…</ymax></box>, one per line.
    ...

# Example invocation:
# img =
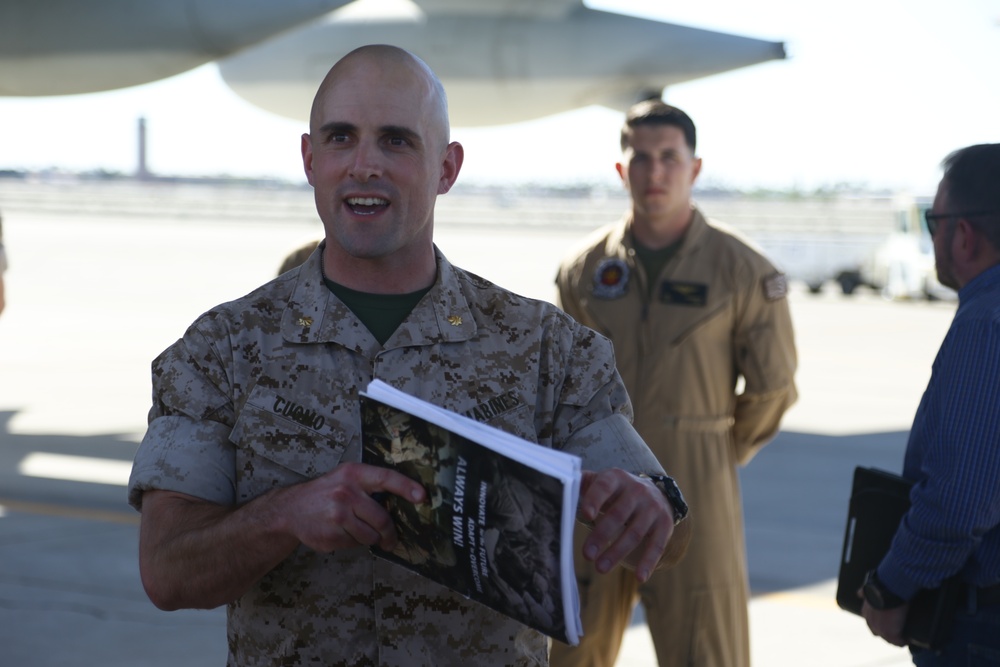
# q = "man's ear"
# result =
<box><xmin>690</xmin><ymin>156</ymin><xmax>703</xmax><ymax>184</ymax></box>
<box><xmin>301</xmin><ymin>133</ymin><xmax>315</xmax><ymax>186</ymax></box>
<box><xmin>953</xmin><ymin>218</ymin><xmax>979</xmax><ymax>264</ymax></box>
<box><xmin>437</xmin><ymin>141</ymin><xmax>464</xmax><ymax>195</ymax></box>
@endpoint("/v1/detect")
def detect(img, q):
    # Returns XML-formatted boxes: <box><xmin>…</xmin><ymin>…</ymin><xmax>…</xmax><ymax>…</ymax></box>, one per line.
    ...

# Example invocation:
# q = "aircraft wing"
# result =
<box><xmin>218</xmin><ymin>1</ymin><xmax>786</xmax><ymax>126</ymax></box>
<box><xmin>414</xmin><ymin>0</ymin><xmax>582</xmax><ymax>18</ymax></box>
<box><xmin>0</xmin><ymin>0</ymin><xmax>786</xmax><ymax>128</ymax></box>
<box><xmin>0</xmin><ymin>0</ymin><xmax>352</xmax><ymax>96</ymax></box>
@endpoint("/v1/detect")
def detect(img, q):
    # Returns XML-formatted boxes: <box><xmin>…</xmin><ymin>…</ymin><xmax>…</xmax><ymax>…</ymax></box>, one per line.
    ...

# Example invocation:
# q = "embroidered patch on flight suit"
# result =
<box><xmin>592</xmin><ymin>258</ymin><xmax>630</xmax><ymax>299</ymax></box>
<box><xmin>659</xmin><ymin>281</ymin><xmax>708</xmax><ymax>306</ymax></box>
<box><xmin>762</xmin><ymin>272</ymin><xmax>789</xmax><ymax>301</ymax></box>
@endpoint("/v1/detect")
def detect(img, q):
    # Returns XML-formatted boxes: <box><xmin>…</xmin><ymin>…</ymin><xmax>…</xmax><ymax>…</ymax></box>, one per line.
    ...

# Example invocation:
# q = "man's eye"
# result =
<box><xmin>387</xmin><ymin>136</ymin><xmax>409</xmax><ymax>147</ymax></box>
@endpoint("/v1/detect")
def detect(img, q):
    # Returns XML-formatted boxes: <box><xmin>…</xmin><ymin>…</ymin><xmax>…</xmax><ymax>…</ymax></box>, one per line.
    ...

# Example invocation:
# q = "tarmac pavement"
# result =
<box><xmin>0</xmin><ymin>196</ymin><xmax>958</xmax><ymax>666</ymax></box>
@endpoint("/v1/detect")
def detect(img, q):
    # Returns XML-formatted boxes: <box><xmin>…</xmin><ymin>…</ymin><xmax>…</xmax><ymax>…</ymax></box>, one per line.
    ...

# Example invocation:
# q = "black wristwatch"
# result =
<box><xmin>862</xmin><ymin>569</ymin><xmax>905</xmax><ymax>610</ymax></box>
<box><xmin>639</xmin><ymin>473</ymin><xmax>688</xmax><ymax>526</ymax></box>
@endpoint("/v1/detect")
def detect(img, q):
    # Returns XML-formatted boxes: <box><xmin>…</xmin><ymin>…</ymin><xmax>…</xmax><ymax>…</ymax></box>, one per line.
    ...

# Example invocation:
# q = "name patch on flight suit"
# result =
<box><xmin>763</xmin><ymin>272</ymin><xmax>789</xmax><ymax>301</ymax></box>
<box><xmin>592</xmin><ymin>258</ymin><xmax>630</xmax><ymax>299</ymax></box>
<box><xmin>659</xmin><ymin>281</ymin><xmax>708</xmax><ymax>306</ymax></box>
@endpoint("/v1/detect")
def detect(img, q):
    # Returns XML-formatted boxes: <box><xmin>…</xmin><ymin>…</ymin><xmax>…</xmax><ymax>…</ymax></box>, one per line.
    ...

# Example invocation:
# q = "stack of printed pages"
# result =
<box><xmin>360</xmin><ymin>379</ymin><xmax>583</xmax><ymax>645</ymax></box>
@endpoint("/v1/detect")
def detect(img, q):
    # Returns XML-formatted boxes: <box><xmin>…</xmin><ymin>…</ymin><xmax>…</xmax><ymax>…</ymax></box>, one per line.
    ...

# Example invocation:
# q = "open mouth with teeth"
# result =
<box><xmin>346</xmin><ymin>196</ymin><xmax>389</xmax><ymax>216</ymax></box>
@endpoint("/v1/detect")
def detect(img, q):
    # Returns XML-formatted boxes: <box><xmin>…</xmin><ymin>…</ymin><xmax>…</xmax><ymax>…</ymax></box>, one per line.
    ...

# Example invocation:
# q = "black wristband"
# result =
<box><xmin>639</xmin><ymin>473</ymin><xmax>688</xmax><ymax>526</ymax></box>
<box><xmin>862</xmin><ymin>569</ymin><xmax>905</xmax><ymax>609</ymax></box>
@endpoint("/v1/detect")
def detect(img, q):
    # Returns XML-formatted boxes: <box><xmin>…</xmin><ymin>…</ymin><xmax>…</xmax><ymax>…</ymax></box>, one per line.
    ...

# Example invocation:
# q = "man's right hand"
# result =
<box><xmin>137</xmin><ymin>462</ymin><xmax>425</xmax><ymax>611</ymax></box>
<box><xmin>275</xmin><ymin>461</ymin><xmax>427</xmax><ymax>553</ymax></box>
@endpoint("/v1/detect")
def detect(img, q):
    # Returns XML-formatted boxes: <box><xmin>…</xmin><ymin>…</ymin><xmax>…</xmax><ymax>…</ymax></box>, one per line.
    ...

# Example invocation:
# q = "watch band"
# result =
<box><xmin>862</xmin><ymin>569</ymin><xmax>905</xmax><ymax>610</ymax></box>
<box><xmin>639</xmin><ymin>473</ymin><xmax>689</xmax><ymax>526</ymax></box>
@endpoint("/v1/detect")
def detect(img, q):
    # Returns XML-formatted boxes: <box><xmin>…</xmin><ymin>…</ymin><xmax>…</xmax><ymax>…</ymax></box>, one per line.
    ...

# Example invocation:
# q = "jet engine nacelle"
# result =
<box><xmin>219</xmin><ymin>5</ymin><xmax>785</xmax><ymax>127</ymax></box>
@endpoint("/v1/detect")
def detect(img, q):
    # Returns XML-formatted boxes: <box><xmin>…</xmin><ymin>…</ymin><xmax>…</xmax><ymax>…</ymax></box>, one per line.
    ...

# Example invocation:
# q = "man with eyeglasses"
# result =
<box><xmin>861</xmin><ymin>143</ymin><xmax>1000</xmax><ymax>664</ymax></box>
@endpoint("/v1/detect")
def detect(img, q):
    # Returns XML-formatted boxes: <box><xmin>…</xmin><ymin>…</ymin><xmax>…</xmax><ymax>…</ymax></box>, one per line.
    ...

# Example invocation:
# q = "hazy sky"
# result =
<box><xmin>1</xmin><ymin>0</ymin><xmax>997</xmax><ymax>193</ymax></box>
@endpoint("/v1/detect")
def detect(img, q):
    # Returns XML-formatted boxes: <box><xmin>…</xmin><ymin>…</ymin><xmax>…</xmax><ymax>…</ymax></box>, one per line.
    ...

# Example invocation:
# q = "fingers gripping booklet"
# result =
<box><xmin>359</xmin><ymin>380</ymin><xmax>584</xmax><ymax>646</ymax></box>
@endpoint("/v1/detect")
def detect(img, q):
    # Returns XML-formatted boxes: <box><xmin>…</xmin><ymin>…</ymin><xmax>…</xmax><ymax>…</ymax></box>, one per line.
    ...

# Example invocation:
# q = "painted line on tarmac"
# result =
<box><xmin>18</xmin><ymin>452</ymin><xmax>131</xmax><ymax>486</ymax></box>
<box><xmin>0</xmin><ymin>497</ymin><xmax>139</xmax><ymax>525</ymax></box>
<box><xmin>755</xmin><ymin>586</ymin><xmax>841</xmax><ymax>611</ymax></box>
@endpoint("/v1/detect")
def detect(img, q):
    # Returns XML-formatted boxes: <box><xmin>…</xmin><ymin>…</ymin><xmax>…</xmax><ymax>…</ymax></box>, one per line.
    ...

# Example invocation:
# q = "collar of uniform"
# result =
<box><xmin>605</xmin><ymin>214</ymin><xmax>634</xmax><ymax>261</ymax></box>
<box><xmin>279</xmin><ymin>244</ymin><xmax>478</xmax><ymax>347</ymax></box>
<box><xmin>615</xmin><ymin>206</ymin><xmax>711</xmax><ymax>258</ymax></box>
<box><xmin>681</xmin><ymin>207</ymin><xmax>711</xmax><ymax>253</ymax></box>
<box><xmin>387</xmin><ymin>247</ymin><xmax>478</xmax><ymax>348</ymax></box>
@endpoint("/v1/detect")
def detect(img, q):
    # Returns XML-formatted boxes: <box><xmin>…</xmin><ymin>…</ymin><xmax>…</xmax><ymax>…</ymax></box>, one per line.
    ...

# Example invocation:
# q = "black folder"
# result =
<box><xmin>836</xmin><ymin>466</ymin><xmax>961</xmax><ymax>650</ymax></box>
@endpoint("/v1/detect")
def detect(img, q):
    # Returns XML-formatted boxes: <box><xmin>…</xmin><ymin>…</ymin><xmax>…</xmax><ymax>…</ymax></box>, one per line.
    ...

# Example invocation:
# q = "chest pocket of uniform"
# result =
<box><xmin>459</xmin><ymin>389</ymin><xmax>537</xmax><ymax>443</ymax></box>
<box><xmin>666</xmin><ymin>296</ymin><xmax>731</xmax><ymax>346</ymax></box>
<box><xmin>229</xmin><ymin>384</ymin><xmax>351</xmax><ymax>502</ymax></box>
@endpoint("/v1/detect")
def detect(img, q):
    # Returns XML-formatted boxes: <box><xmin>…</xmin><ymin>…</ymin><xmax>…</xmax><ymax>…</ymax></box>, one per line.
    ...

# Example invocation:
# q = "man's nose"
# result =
<box><xmin>649</xmin><ymin>158</ymin><xmax>669</xmax><ymax>179</ymax></box>
<box><xmin>349</xmin><ymin>142</ymin><xmax>383</xmax><ymax>182</ymax></box>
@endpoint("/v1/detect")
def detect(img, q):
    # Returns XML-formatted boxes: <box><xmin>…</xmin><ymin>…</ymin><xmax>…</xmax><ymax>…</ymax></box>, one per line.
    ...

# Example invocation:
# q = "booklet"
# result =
<box><xmin>359</xmin><ymin>379</ymin><xmax>583</xmax><ymax>645</ymax></box>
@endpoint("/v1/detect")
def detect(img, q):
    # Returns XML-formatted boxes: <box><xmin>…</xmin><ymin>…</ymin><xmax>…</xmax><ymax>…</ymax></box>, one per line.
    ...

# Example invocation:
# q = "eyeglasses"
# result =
<box><xmin>924</xmin><ymin>209</ymin><xmax>999</xmax><ymax>237</ymax></box>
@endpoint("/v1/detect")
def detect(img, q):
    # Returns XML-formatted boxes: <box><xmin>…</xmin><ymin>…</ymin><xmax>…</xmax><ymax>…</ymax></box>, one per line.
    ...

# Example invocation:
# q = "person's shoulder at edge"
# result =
<box><xmin>554</xmin><ymin>219</ymin><xmax>627</xmax><ymax>278</ymax></box>
<box><xmin>278</xmin><ymin>240</ymin><xmax>321</xmax><ymax>276</ymax></box>
<box><xmin>695</xmin><ymin>207</ymin><xmax>783</xmax><ymax>275</ymax></box>
<box><xmin>183</xmin><ymin>268</ymin><xmax>301</xmax><ymax>340</ymax></box>
<box><xmin>450</xmin><ymin>256</ymin><xmax>571</xmax><ymax>319</ymax></box>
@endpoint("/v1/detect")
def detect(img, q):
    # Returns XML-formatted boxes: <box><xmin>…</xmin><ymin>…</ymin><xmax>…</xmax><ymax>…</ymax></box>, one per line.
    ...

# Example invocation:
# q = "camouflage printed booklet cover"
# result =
<box><xmin>360</xmin><ymin>379</ymin><xmax>583</xmax><ymax>645</ymax></box>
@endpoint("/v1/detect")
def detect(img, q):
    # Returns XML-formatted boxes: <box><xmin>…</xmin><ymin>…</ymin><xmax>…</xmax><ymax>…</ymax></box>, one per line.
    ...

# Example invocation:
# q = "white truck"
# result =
<box><xmin>857</xmin><ymin>195</ymin><xmax>955</xmax><ymax>301</ymax></box>
<box><xmin>699</xmin><ymin>195</ymin><xmax>896</xmax><ymax>295</ymax></box>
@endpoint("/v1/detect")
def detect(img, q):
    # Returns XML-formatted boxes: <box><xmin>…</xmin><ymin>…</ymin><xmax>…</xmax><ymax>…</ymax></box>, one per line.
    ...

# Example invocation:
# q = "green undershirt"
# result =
<box><xmin>632</xmin><ymin>234</ymin><xmax>682</xmax><ymax>300</ymax></box>
<box><xmin>323</xmin><ymin>276</ymin><xmax>431</xmax><ymax>346</ymax></box>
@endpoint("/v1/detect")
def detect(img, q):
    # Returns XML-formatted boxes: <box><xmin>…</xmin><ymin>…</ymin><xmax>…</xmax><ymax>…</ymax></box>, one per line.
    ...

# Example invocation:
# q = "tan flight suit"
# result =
<box><xmin>128</xmin><ymin>246</ymin><xmax>669</xmax><ymax>667</ymax></box>
<box><xmin>551</xmin><ymin>209</ymin><xmax>798</xmax><ymax>667</ymax></box>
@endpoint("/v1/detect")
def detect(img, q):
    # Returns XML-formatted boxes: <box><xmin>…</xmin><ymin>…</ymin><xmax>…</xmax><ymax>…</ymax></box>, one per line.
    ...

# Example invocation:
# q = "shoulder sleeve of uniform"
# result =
<box><xmin>128</xmin><ymin>415</ymin><xmax>236</xmax><ymax>510</ymax></box>
<box><xmin>150</xmin><ymin>321</ymin><xmax>234</xmax><ymax>423</ymax></box>
<box><xmin>554</xmin><ymin>317</ymin><xmax>620</xmax><ymax>408</ymax></box>
<box><xmin>543</xmin><ymin>314</ymin><xmax>663</xmax><ymax>473</ymax></box>
<box><xmin>562</xmin><ymin>411</ymin><xmax>661</xmax><ymax>474</ymax></box>
<box><xmin>554</xmin><ymin>223</ymin><xmax>622</xmax><ymax>320</ymax></box>
<box><xmin>130</xmin><ymin>319</ymin><xmax>239</xmax><ymax>508</ymax></box>
<box><xmin>732</xmin><ymin>253</ymin><xmax>798</xmax><ymax>463</ymax></box>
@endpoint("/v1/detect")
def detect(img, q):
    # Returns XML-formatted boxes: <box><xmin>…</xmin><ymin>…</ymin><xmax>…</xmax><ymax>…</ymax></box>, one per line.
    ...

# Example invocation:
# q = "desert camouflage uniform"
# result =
<box><xmin>552</xmin><ymin>208</ymin><xmax>798</xmax><ymax>667</ymax></box>
<box><xmin>128</xmin><ymin>246</ymin><xmax>665</xmax><ymax>667</ymax></box>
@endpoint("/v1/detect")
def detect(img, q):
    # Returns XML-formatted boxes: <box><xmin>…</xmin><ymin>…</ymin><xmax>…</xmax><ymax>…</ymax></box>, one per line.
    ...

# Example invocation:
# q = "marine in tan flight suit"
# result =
<box><xmin>551</xmin><ymin>101</ymin><xmax>797</xmax><ymax>667</ymax></box>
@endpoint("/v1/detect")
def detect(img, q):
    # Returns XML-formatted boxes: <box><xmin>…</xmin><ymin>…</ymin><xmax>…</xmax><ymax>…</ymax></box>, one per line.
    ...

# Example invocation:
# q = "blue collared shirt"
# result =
<box><xmin>879</xmin><ymin>263</ymin><xmax>1000</xmax><ymax>600</ymax></box>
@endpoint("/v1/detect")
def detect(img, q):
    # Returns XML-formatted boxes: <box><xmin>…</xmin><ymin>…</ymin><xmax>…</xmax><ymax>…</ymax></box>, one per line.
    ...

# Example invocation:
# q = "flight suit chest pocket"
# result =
<box><xmin>230</xmin><ymin>384</ymin><xmax>351</xmax><ymax>501</ymax></box>
<box><xmin>664</xmin><ymin>295</ymin><xmax>732</xmax><ymax>346</ymax></box>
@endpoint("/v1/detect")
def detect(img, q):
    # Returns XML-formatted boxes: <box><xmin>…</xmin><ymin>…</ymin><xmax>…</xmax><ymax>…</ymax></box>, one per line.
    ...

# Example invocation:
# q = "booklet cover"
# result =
<box><xmin>360</xmin><ymin>380</ymin><xmax>583</xmax><ymax>645</ymax></box>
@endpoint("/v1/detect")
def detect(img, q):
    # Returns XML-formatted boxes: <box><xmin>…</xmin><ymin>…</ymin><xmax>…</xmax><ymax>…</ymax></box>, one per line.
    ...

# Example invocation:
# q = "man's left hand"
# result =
<box><xmin>861</xmin><ymin>600</ymin><xmax>909</xmax><ymax>647</ymax></box>
<box><xmin>577</xmin><ymin>469</ymin><xmax>691</xmax><ymax>582</ymax></box>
